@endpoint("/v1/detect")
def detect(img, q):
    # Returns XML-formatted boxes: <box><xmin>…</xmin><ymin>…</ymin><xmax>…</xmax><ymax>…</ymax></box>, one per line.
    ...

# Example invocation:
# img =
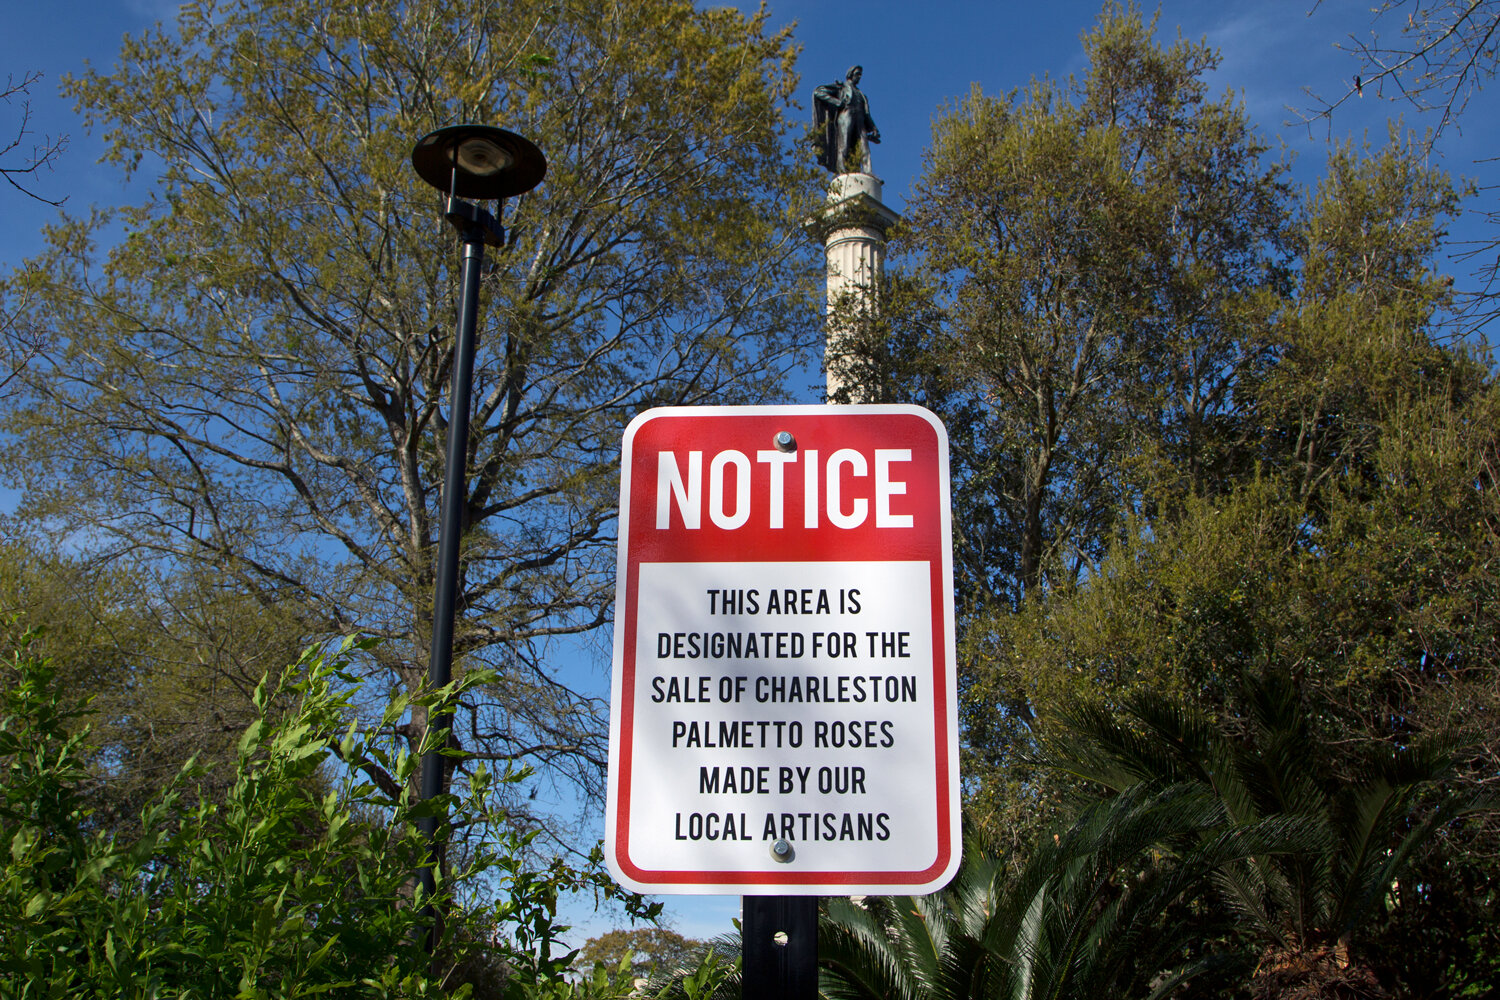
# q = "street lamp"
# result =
<box><xmin>409</xmin><ymin>123</ymin><xmax>546</xmax><ymax>925</ymax></box>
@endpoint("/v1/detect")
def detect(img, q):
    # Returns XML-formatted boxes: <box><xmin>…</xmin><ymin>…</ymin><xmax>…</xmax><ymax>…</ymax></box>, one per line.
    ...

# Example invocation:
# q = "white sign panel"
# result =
<box><xmin>606</xmin><ymin>405</ymin><xmax>959</xmax><ymax>895</ymax></box>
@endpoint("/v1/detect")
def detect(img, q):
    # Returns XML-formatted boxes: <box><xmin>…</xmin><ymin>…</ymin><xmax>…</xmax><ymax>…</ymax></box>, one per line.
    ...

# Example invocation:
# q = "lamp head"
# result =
<box><xmin>411</xmin><ymin>124</ymin><xmax>546</xmax><ymax>200</ymax></box>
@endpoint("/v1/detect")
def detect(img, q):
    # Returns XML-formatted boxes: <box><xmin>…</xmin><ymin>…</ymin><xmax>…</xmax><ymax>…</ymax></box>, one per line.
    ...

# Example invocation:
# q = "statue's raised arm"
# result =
<box><xmin>813</xmin><ymin>65</ymin><xmax>880</xmax><ymax>174</ymax></box>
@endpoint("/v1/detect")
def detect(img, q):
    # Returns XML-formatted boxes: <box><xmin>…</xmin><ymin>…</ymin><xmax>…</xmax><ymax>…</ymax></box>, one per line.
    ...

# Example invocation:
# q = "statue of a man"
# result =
<box><xmin>813</xmin><ymin>65</ymin><xmax>880</xmax><ymax>174</ymax></box>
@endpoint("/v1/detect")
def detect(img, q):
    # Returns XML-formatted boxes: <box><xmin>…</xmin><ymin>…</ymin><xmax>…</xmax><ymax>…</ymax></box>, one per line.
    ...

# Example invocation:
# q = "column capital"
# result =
<box><xmin>806</xmin><ymin>172</ymin><xmax>900</xmax><ymax>241</ymax></box>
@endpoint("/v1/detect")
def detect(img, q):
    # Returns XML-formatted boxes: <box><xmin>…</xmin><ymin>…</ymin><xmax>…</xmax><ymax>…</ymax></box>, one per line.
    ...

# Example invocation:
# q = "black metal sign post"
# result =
<box><xmin>742</xmin><ymin>895</ymin><xmax>818</xmax><ymax>999</ymax></box>
<box><xmin>606</xmin><ymin>407</ymin><xmax>962</xmax><ymax>995</ymax></box>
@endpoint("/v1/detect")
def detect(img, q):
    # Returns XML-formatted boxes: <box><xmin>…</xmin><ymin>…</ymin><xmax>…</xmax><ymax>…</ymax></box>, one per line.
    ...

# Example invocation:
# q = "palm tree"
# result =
<box><xmin>655</xmin><ymin>671</ymin><xmax>1482</xmax><ymax>999</ymax></box>
<box><xmin>818</xmin><ymin>785</ymin><xmax>1296</xmax><ymax>1000</ymax></box>
<box><xmin>1044</xmin><ymin>669</ymin><xmax>1489</xmax><ymax>999</ymax></box>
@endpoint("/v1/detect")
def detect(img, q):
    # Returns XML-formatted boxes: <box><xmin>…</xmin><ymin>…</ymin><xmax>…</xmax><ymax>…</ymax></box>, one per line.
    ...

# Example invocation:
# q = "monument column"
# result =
<box><xmin>815</xmin><ymin>171</ymin><xmax>900</xmax><ymax>400</ymax></box>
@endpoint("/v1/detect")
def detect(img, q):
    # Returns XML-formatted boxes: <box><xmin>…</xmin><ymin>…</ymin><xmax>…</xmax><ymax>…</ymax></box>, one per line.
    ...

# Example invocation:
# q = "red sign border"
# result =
<box><xmin>605</xmin><ymin>405</ymin><xmax>961</xmax><ymax>895</ymax></box>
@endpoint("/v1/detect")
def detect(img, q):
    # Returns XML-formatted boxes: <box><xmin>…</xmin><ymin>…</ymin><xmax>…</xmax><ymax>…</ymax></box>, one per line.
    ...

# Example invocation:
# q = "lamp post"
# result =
<box><xmin>409</xmin><ymin>124</ymin><xmax>546</xmax><ymax>928</ymax></box>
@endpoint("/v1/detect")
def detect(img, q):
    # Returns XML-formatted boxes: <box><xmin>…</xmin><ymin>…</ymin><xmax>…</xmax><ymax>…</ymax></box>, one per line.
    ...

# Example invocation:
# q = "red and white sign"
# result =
<box><xmin>605</xmin><ymin>405</ymin><xmax>960</xmax><ymax>895</ymax></box>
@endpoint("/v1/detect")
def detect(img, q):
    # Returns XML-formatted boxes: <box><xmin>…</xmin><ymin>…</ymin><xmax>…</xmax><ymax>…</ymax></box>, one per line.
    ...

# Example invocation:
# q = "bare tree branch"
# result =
<box><xmin>1295</xmin><ymin>2</ymin><xmax>1500</xmax><ymax>333</ymax></box>
<box><xmin>1</xmin><ymin>71</ymin><xmax>67</xmax><ymax>206</ymax></box>
<box><xmin>1297</xmin><ymin>1</ymin><xmax>1500</xmax><ymax>143</ymax></box>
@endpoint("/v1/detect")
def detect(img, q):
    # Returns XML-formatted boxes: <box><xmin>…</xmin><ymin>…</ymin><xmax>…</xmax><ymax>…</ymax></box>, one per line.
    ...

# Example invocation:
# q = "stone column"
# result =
<box><xmin>814</xmin><ymin>171</ymin><xmax>900</xmax><ymax>401</ymax></box>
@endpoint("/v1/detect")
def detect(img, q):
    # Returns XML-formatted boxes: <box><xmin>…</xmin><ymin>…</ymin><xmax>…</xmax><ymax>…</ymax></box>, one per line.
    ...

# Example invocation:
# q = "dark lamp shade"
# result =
<box><xmin>411</xmin><ymin>124</ymin><xmax>546</xmax><ymax>200</ymax></box>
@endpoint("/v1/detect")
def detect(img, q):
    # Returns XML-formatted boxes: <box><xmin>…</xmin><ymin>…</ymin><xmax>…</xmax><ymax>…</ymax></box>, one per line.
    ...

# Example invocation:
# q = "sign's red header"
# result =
<box><xmin>623</xmin><ymin>408</ymin><xmax>947</xmax><ymax>563</ymax></box>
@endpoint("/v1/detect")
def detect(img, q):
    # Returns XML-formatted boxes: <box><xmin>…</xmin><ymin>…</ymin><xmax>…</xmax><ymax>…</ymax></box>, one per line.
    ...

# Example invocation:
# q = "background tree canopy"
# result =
<box><xmin>3</xmin><ymin>0</ymin><xmax>1499</xmax><ymax>995</ymax></box>
<box><xmin>826</xmin><ymin>6</ymin><xmax>1500</xmax><ymax>994</ymax></box>
<box><xmin>0</xmin><ymin>0</ymin><xmax>820</xmax><ymax>837</ymax></box>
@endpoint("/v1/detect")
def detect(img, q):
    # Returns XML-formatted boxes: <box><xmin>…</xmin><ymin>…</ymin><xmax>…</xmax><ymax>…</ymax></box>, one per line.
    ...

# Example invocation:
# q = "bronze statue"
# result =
<box><xmin>813</xmin><ymin>65</ymin><xmax>880</xmax><ymax>174</ymax></box>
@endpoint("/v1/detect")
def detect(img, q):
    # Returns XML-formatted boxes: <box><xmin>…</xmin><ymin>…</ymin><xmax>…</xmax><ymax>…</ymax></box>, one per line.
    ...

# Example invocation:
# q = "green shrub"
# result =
<box><xmin>0</xmin><ymin>627</ymin><xmax>690</xmax><ymax>998</ymax></box>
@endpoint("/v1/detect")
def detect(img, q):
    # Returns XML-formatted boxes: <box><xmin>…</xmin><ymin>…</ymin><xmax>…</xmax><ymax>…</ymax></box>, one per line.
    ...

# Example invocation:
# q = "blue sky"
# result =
<box><xmin>4</xmin><ymin>0</ymin><xmax>1498</xmax><ymax>945</ymax></box>
<box><xmin>5</xmin><ymin>0</ymin><xmax>1499</xmax><ymax>269</ymax></box>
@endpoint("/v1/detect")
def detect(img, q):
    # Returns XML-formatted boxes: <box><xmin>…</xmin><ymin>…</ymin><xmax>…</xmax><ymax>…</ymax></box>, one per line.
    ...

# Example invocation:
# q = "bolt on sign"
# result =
<box><xmin>606</xmin><ymin>405</ymin><xmax>960</xmax><ymax>895</ymax></box>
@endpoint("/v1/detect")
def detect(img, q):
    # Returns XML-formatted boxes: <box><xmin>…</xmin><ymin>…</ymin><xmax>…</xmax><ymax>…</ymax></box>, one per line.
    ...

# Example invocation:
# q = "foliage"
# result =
<box><xmin>0</xmin><ymin>536</ymin><xmax>311</xmax><ymax>837</ymax></box>
<box><xmin>634</xmin><ymin>946</ymin><xmax>738</xmax><ymax>1000</ymax></box>
<box><xmin>572</xmin><ymin>927</ymin><xmax>708</xmax><ymax>985</ymax></box>
<box><xmin>0</xmin><ymin>0</ymin><xmax>819</xmax><ymax>830</ymax></box>
<box><xmin>963</xmin><ymin>368</ymin><xmax>1500</xmax><ymax>990</ymax></box>
<box><xmin>826</xmin><ymin>668</ymin><xmax>1485</xmax><ymax>1000</ymax></box>
<box><xmin>956</xmin><ymin>113</ymin><xmax>1493</xmax><ymax>847</ymax></box>
<box><xmin>1363</xmin><ymin>836</ymin><xmax>1500</xmax><ymax>999</ymax></box>
<box><xmin>888</xmin><ymin>2</ymin><xmax>1292</xmax><ymax>607</ymax></box>
<box><xmin>1044</xmin><ymin>669</ymin><xmax>1493</xmax><ymax>998</ymax></box>
<box><xmin>827</xmin><ymin>3</ymin><xmax>1500</xmax><ymax>996</ymax></box>
<box><xmin>885</xmin><ymin>8</ymin><xmax>1500</xmax><ymax>995</ymax></box>
<box><xmin>1253</xmin><ymin>131</ymin><xmax>1471</xmax><ymax>505</ymax></box>
<box><xmin>819</xmin><ymin>790</ymin><xmax>1305</xmax><ymax>1000</ymax></box>
<box><xmin>0</xmin><ymin>624</ymin><xmax>661</xmax><ymax>998</ymax></box>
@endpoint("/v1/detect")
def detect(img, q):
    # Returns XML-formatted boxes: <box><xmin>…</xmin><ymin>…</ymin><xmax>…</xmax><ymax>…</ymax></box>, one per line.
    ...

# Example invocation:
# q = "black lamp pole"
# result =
<box><xmin>409</xmin><ymin>124</ymin><xmax>546</xmax><ymax>932</ymax></box>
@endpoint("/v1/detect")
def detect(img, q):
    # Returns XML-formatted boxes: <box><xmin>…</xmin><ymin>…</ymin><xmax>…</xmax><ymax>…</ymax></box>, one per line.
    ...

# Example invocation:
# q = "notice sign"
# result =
<box><xmin>605</xmin><ymin>405</ymin><xmax>960</xmax><ymax>895</ymax></box>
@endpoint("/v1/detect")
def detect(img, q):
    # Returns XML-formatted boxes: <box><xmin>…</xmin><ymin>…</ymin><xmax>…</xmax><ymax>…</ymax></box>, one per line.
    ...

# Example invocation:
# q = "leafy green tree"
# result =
<box><xmin>0</xmin><ymin>0</ymin><xmax>818</xmax><ymax>827</ymax></box>
<box><xmin>964</xmin><ymin>364</ymin><xmax>1500</xmax><ymax>989</ymax></box>
<box><xmin>1251</xmin><ymin>132</ymin><xmax>1470</xmax><ymax>504</ymax></box>
<box><xmin>883</xmin><ymin>7</ymin><xmax>1497</xmax><ymax>993</ymax></box>
<box><xmin>0</xmin><ymin>623</ymin><xmax>702</xmax><ymax>998</ymax></box>
<box><xmin>0</xmin><ymin>535</ymin><xmax>307</xmax><ymax>835</ymax></box>
<box><xmin>573</xmin><ymin>927</ymin><xmax>708</xmax><ymax>985</ymax></box>
<box><xmin>965</xmin><ymin>398</ymin><xmax>1500</xmax><ymax>860</ymax></box>
<box><xmin>892</xmin><ymin>3</ymin><xmax>1292</xmax><ymax>607</ymax></box>
<box><xmin>957</xmin><ymin>118</ymin><xmax>1492</xmax><ymax>848</ymax></box>
<box><xmin>1076</xmin><ymin>8</ymin><xmax>1293</xmax><ymax>497</ymax></box>
<box><xmin>875</xmin><ymin>2</ymin><xmax>1296</xmax><ymax>854</ymax></box>
<box><xmin>1044</xmin><ymin>670</ymin><xmax>1491</xmax><ymax>999</ymax></box>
